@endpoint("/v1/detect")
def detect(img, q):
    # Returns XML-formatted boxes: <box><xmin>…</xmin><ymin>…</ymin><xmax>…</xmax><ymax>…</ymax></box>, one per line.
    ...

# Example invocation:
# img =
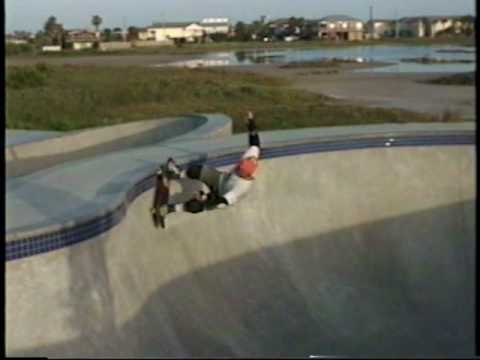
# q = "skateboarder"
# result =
<box><xmin>162</xmin><ymin>111</ymin><xmax>261</xmax><ymax>215</ymax></box>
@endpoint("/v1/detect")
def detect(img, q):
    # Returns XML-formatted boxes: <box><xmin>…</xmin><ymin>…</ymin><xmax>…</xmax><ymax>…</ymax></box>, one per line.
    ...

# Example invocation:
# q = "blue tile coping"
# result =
<box><xmin>5</xmin><ymin>132</ymin><xmax>475</xmax><ymax>262</ymax></box>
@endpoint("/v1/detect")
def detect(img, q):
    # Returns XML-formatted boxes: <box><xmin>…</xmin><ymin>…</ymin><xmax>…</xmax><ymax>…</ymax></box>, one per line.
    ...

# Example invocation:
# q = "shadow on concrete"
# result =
<box><xmin>9</xmin><ymin>200</ymin><xmax>475</xmax><ymax>358</ymax></box>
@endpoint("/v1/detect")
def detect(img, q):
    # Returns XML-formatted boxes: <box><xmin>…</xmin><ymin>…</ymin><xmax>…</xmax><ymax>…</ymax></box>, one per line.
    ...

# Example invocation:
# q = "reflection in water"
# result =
<box><xmin>158</xmin><ymin>59</ymin><xmax>232</xmax><ymax>68</ymax></box>
<box><xmin>235</xmin><ymin>51</ymin><xmax>247</xmax><ymax>63</ymax></box>
<box><xmin>234</xmin><ymin>50</ymin><xmax>286</xmax><ymax>64</ymax></box>
<box><xmin>156</xmin><ymin>45</ymin><xmax>476</xmax><ymax>73</ymax></box>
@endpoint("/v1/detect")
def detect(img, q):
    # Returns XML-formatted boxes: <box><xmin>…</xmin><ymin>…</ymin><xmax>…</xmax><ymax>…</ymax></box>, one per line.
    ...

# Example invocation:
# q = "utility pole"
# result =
<box><xmin>122</xmin><ymin>16</ymin><xmax>127</xmax><ymax>41</ymax></box>
<box><xmin>394</xmin><ymin>8</ymin><xmax>399</xmax><ymax>38</ymax></box>
<box><xmin>369</xmin><ymin>5</ymin><xmax>374</xmax><ymax>38</ymax></box>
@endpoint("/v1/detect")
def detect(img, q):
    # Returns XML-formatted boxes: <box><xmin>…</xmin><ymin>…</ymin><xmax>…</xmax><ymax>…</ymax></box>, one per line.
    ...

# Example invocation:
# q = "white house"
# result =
<box><xmin>140</xmin><ymin>22</ymin><xmax>206</xmax><ymax>42</ymax></box>
<box><xmin>398</xmin><ymin>16</ymin><xmax>458</xmax><ymax>38</ymax></box>
<box><xmin>318</xmin><ymin>15</ymin><xmax>364</xmax><ymax>41</ymax></box>
<box><xmin>426</xmin><ymin>16</ymin><xmax>454</xmax><ymax>37</ymax></box>
<box><xmin>6</xmin><ymin>37</ymin><xmax>28</xmax><ymax>45</ymax></box>
<box><xmin>200</xmin><ymin>18</ymin><xmax>231</xmax><ymax>35</ymax></box>
<box><xmin>65</xmin><ymin>29</ymin><xmax>97</xmax><ymax>50</ymax></box>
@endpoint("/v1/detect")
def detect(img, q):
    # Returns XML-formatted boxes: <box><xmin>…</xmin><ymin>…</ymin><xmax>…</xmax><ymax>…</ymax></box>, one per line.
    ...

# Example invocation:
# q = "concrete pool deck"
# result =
<box><xmin>5</xmin><ymin>120</ymin><xmax>474</xmax><ymax>240</ymax></box>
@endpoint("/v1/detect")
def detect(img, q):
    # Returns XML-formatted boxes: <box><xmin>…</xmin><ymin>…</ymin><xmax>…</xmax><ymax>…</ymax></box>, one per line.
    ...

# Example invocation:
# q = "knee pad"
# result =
<box><xmin>186</xmin><ymin>165</ymin><xmax>203</xmax><ymax>180</ymax></box>
<box><xmin>184</xmin><ymin>199</ymin><xmax>206</xmax><ymax>214</ymax></box>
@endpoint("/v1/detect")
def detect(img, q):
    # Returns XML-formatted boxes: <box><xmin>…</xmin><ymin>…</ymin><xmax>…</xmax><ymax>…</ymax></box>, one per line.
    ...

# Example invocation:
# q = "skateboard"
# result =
<box><xmin>150</xmin><ymin>165</ymin><xmax>170</xmax><ymax>229</ymax></box>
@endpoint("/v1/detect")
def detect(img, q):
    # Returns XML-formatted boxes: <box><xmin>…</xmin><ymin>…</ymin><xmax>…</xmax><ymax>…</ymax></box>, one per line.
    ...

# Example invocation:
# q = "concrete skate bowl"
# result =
<box><xmin>6</xmin><ymin>135</ymin><xmax>475</xmax><ymax>358</ymax></box>
<box><xmin>6</xmin><ymin>113</ymin><xmax>231</xmax><ymax>177</ymax></box>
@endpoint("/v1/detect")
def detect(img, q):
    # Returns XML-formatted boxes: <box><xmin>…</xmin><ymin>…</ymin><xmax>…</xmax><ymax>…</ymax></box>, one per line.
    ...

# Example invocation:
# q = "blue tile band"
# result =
<box><xmin>5</xmin><ymin>133</ymin><xmax>475</xmax><ymax>262</ymax></box>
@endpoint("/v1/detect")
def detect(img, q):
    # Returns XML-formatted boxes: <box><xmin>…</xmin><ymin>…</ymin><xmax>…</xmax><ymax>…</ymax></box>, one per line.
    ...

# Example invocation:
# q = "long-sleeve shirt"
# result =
<box><xmin>218</xmin><ymin>145</ymin><xmax>260</xmax><ymax>206</ymax></box>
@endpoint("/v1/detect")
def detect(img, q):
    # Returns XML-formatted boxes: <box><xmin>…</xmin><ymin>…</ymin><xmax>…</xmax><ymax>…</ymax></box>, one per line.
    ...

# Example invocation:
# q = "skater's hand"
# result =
<box><xmin>246</xmin><ymin>111</ymin><xmax>257</xmax><ymax>132</ymax></box>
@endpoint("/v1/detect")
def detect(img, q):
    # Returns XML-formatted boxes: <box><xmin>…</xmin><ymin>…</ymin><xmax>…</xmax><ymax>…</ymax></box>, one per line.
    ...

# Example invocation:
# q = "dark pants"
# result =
<box><xmin>185</xmin><ymin>164</ymin><xmax>223</xmax><ymax>194</ymax></box>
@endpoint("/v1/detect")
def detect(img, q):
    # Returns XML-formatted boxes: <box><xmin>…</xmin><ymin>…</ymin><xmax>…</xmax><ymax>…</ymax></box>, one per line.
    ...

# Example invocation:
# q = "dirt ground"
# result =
<box><xmin>7</xmin><ymin>55</ymin><xmax>476</xmax><ymax>121</ymax></box>
<box><xmin>228</xmin><ymin>62</ymin><xmax>476</xmax><ymax>121</ymax></box>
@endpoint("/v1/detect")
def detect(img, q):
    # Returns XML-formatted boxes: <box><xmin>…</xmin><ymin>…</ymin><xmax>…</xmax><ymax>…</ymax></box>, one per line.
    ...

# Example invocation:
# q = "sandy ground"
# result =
<box><xmin>227</xmin><ymin>62</ymin><xmax>476</xmax><ymax>120</ymax></box>
<box><xmin>7</xmin><ymin>55</ymin><xmax>476</xmax><ymax>120</ymax></box>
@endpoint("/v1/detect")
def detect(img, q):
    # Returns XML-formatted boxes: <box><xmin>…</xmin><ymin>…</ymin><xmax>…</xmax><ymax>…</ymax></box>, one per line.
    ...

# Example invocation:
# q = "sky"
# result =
<box><xmin>5</xmin><ymin>0</ymin><xmax>476</xmax><ymax>33</ymax></box>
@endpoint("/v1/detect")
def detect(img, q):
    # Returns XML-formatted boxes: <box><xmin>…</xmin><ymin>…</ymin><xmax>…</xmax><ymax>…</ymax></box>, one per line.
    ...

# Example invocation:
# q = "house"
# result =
<box><xmin>200</xmin><ymin>18</ymin><xmax>231</xmax><ymax>35</ymax></box>
<box><xmin>140</xmin><ymin>21</ymin><xmax>206</xmax><ymax>43</ymax></box>
<box><xmin>266</xmin><ymin>18</ymin><xmax>303</xmax><ymax>40</ymax></box>
<box><xmin>425</xmin><ymin>16</ymin><xmax>455</xmax><ymax>37</ymax></box>
<box><xmin>365</xmin><ymin>19</ymin><xmax>397</xmax><ymax>39</ymax></box>
<box><xmin>6</xmin><ymin>36</ymin><xmax>29</xmax><ymax>45</ymax></box>
<box><xmin>317</xmin><ymin>15</ymin><xmax>364</xmax><ymax>41</ymax></box>
<box><xmin>6</xmin><ymin>32</ymin><xmax>32</xmax><ymax>44</ymax></box>
<box><xmin>398</xmin><ymin>17</ymin><xmax>426</xmax><ymax>37</ymax></box>
<box><xmin>65</xmin><ymin>29</ymin><xmax>98</xmax><ymax>50</ymax></box>
<box><xmin>398</xmin><ymin>16</ymin><xmax>462</xmax><ymax>38</ymax></box>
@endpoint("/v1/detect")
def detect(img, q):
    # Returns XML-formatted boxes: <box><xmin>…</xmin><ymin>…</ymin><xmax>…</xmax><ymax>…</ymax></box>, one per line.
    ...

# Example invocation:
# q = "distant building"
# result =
<box><xmin>425</xmin><ymin>16</ymin><xmax>455</xmax><ymax>37</ymax></box>
<box><xmin>398</xmin><ymin>17</ymin><xmax>426</xmax><ymax>37</ymax></box>
<box><xmin>140</xmin><ymin>18</ymin><xmax>230</xmax><ymax>43</ymax></box>
<box><xmin>365</xmin><ymin>19</ymin><xmax>397</xmax><ymax>39</ymax></box>
<box><xmin>398</xmin><ymin>16</ymin><xmax>464</xmax><ymax>38</ymax></box>
<box><xmin>6</xmin><ymin>32</ymin><xmax>32</xmax><ymax>44</ymax></box>
<box><xmin>200</xmin><ymin>18</ymin><xmax>231</xmax><ymax>35</ymax></box>
<box><xmin>65</xmin><ymin>29</ymin><xmax>98</xmax><ymax>50</ymax></box>
<box><xmin>6</xmin><ymin>37</ymin><xmax>28</xmax><ymax>45</ymax></box>
<box><xmin>140</xmin><ymin>21</ymin><xmax>205</xmax><ymax>42</ymax></box>
<box><xmin>266</xmin><ymin>18</ymin><xmax>303</xmax><ymax>40</ymax></box>
<box><xmin>42</xmin><ymin>45</ymin><xmax>62</xmax><ymax>52</ymax></box>
<box><xmin>317</xmin><ymin>15</ymin><xmax>364</xmax><ymax>41</ymax></box>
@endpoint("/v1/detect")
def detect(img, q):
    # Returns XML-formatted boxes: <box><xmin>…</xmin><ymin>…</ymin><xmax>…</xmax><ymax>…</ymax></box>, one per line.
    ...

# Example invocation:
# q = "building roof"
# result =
<box><xmin>369</xmin><ymin>19</ymin><xmax>396</xmax><ymax>23</ymax></box>
<box><xmin>319</xmin><ymin>15</ymin><xmax>362</xmax><ymax>22</ymax></box>
<box><xmin>65</xmin><ymin>29</ymin><xmax>97</xmax><ymax>42</ymax></box>
<box><xmin>201</xmin><ymin>21</ymin><xmax>230</xmax><ymax>26</ymax></box>
<box><xmin>400</xmin><ymin>15</ymin><xmax>464</xmax><ymax>23</ymax></box>
<box><xmin>151</xmin><ymin>21</ymin><xmax>199</xmax><ymax>28</ymax></box>
<box><xmin>267</xmin><ymin>18</ymin><xmax>292</xmax><ymax>25</ymax></box>
<box><xmin>201</xmin><ymin>18</ymin><xmax>230</xmax><ymax>24</ymax></box>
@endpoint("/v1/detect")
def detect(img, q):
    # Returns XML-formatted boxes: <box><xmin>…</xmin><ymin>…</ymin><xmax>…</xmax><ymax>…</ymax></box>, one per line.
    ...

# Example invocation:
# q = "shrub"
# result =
<box><xmin>6</xmin><ymin>66</ymin><xmax>48</xmax><ymax>89</ymax></box>
<box><xmin>209</xmin><ymin>33</ymin><xmax>229</xmax><ymax>42</ymax></box>
<box><xmin>5</xmin><ymin>43</ymin><xmax>35</xmax><ymax>56</ymax></box>
<box><xmin>35</xmin><ymin>62</ymin><xmax>54</xmax><ymax>74</ymax></box>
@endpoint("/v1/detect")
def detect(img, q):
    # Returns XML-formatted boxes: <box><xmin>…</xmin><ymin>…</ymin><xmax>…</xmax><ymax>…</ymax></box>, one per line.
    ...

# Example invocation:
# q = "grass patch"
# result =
<box><xmin>420</xmin><ymin>72</ymin><xmax>475</xmax><ymax>86</ymax></box>
<box><xmin>6</xmin><ymin>64</ymin><xmax>457</xmax><ymax>132</ymax></box>
<box><xmin>5</xmin><ymin>63</ymin><xmax>53</xmax><ymax>89</ymax></box>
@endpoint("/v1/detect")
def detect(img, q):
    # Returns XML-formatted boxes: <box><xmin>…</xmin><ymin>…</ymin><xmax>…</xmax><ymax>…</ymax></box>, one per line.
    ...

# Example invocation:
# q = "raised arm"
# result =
<box><xmin>247</xmin><ymin>110</ymin><xmax>261</xmax><ymax>150</ymax></box>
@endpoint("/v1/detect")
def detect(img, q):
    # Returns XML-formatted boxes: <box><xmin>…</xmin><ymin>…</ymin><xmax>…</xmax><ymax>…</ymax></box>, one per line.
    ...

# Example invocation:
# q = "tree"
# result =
<box><xmin>92</xmin><ymin>15</ymin><xmax>103</xmax><ymax>32</ymax></box>
<box><xmin>287</xmin><ymin>17</ymin><xmax>305</xmax><ymax>35</ymax></box>
<box><xmin>103</xmin><ymin>28</ymin><xmax>113</xmax><ymax>42</ymax></box>
<box><xmin>300</xmin><ymin>22</ymin><xmax>317</xmax><ymax>40</ymax></box>
<box><xmin>44</xmin><ymin>16</ymin><xmax>57</xmax><ymax>36</ymax></box>
<box><xmin>234</xmin><ymin>21</ymin><xmax>252</xmax><ymax>41</ymax></box>
<box><xmin>127</xmin><ymin>26</ymin><xmax>139</xmax><ymax>41</ymax></box>
<box><xmin>43</xmin><ymin>16</ymin><xmax>64</xmax><ymax>45</ymax></box>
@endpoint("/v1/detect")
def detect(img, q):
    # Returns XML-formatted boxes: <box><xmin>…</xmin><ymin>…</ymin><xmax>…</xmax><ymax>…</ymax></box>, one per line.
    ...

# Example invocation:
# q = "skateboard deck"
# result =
<box><xmin>151</xmin><ymin>167</ymin><xmax>170</xmax><ymax>229</ymax></box>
